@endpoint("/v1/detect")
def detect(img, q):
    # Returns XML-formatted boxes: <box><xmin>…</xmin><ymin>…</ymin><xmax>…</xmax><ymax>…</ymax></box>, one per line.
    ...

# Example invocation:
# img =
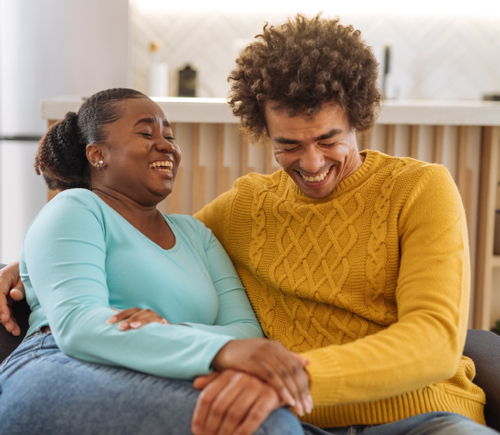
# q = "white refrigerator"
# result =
<box><xmin>0</xmin><ymin>0</ymin><xmax>131</xmax><ymax>263</ymax></box>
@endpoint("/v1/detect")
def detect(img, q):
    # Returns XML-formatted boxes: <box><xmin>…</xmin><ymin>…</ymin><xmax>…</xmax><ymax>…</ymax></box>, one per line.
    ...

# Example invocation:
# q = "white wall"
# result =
<box><xmin>0</xmin><ymin>0</ymin><xmax>131</xmax><ymax>263</ymax></box>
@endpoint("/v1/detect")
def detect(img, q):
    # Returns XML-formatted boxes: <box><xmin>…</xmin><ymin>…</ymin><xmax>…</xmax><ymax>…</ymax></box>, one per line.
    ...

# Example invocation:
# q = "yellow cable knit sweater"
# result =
<box><xmin>195</xmin><ymin>150</ymin><xmax>486</xmax><ymax>428</ymax></box>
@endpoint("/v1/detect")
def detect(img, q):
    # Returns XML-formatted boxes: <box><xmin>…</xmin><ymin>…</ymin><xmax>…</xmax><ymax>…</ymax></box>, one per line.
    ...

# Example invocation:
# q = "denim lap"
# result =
<box><xmin>0</xmin><ymin>333</ymin><xmax>303</xmax><ymax>435</ymax></box>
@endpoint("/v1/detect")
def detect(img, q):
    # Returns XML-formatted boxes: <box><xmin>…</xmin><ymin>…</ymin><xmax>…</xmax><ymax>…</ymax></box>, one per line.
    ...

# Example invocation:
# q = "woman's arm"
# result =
<box><xmin>22</xmin><ymin>193</ymin><xmax>235</xmax><ymax>379</ymax></box>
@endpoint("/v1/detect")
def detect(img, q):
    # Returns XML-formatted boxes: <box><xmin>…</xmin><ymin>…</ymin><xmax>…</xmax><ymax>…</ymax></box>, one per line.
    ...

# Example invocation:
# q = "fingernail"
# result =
<box><xmin>0</xmin><ymin>314</ymin><xmax>5</xmax><ymax>323</ymax></box>
<box><xmin>161</xmin><ymin>318</ymin><xmax>168</xmax><ymax>324</ymax></box>
<box><xmin>192</xmin><ymin>426</ymin><xmax>201</xmax><ymax>435</ymax></box>
<box><xmin>304</xmin><ymin>399</ymin><xmax>313</xmax><ymax>414</ymax></box>
<box><xmin>131</xmin><ymin>322</ymin><xmax>141</xmax><ymax>329</ymax></box>
<box><xmin>107</xmin><ymin>316</ymin><xmax>117</xmax><ymax>324</ymax></box>
<box><xmin>284</xmin><ymin>390</ymin><xmax>296</xmax><ymax>406</ymax></box>
<box><xmin>296</xmin><ymin>402</ymin><xmax>304</xmax><ymax>416</ymax></box>
<box><xmin>118</xmin><ymin>323</ymin><xmax>127</xmax><ymax>330</ymax></box>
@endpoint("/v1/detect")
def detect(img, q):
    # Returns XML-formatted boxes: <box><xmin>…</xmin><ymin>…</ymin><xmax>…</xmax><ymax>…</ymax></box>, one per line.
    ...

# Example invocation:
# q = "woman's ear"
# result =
<box><xmin>86</xmin><ymin>144</ymin><xmax>106</xmax><ymax>169</ymax></box>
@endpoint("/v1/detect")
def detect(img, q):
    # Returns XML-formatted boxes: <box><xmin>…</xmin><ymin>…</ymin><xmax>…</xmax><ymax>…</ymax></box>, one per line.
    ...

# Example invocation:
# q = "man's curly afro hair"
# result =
<box><xmin>228</xmin><ymin>14</ymin><xmax>381</xmax><ymax>143</ymax></box>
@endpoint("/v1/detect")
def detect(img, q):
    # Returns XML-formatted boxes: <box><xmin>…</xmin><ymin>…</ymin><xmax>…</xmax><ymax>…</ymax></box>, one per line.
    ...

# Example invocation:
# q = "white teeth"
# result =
<box><xmin>150</xmin><ymin>161</ymin><xmax>173</xmax><ymax>169</ymax></box>
<box><xmin>300</xmin><ymin>168</ymin><xmax>330</xmax><ymax>182</ymax></box>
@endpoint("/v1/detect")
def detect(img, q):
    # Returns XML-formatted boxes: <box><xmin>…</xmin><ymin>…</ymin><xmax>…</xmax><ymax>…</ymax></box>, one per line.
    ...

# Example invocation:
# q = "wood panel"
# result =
<box><xmin>433</xmin><ymin>125</ymin><xmax>444</xmax><ymax>164</ymax></box>
<box><xmin>456</xmin><ymin>126</ymin><xmax>472</xmax><ymax>228</ymax></box>
<box><xmin>474</xmin><ymin>126</ymin><xmax>497</xmax><ymax>329</ymax></box>
<box><xmin>216</xmin><ymin>124</ymin><xmax>232</xmax><ymax>196</ymax></box>
<box><xmin>190</xmin><ymin>123</ymin><xmax>206</xmax><ymax>214</ymax></box>
<box><xmin>163</xmin><ymin>123</ymin><xmax>182</xmax><ymax>214</ymax></box>
<box><xmin>409</xmin><ymin>125</ymin><xmax>419</xmax><ymax>159</ymax></box>
<box><xmin>240</xmin><ymin>135</ymin><xmax>255</xmax><ymax>175</ymax></box>
<box><xmin>386</xmin><ymin>125</ymin><xmax>396</xmax><ymax>156</ymax></box>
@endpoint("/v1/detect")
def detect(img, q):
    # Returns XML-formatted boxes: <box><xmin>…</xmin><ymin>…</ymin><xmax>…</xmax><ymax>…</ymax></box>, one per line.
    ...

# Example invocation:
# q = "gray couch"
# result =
<box><xmin>1</xmin><ymin>263</ymin><xmax>499</xmax><ymax>431</ymax></box>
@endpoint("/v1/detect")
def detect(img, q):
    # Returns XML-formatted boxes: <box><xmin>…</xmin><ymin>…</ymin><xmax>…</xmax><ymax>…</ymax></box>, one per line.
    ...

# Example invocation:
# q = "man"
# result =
<box><xmin>0</xmin><ymin>13</ymin><xmax>495</xmax><ymax>435</ymax></box>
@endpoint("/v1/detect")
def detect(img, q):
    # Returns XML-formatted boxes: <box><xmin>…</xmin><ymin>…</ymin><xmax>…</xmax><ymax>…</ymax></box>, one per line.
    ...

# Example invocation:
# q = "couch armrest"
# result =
<box><xmin>0</xmin><ymin>263</ymin><xmax>30</xmax><ymax>363</ymax></box>
<box><xmin>464</xmin><ymin>329</ymin><xmax>500</xmax><ymax>431</ymax></box>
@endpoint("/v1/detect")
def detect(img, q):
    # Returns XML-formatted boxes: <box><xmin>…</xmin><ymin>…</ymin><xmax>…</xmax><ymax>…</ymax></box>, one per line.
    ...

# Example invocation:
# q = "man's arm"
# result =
<box><xmin>301</xmin><ymin>165</ymin><xmax>471</xmax><ymax>406</ymax></box>
<box><xmin>0</xmin><ymin>262</ymin><xmax>25</xmax><ymax>336</ymax></box>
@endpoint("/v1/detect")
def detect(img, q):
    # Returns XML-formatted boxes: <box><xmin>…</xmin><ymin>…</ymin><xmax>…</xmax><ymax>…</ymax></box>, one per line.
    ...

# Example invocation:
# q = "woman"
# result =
<box><xmin>0</xmin><ymin>88</ymin><xmax>310</xmax><ymax>435</ymax></box>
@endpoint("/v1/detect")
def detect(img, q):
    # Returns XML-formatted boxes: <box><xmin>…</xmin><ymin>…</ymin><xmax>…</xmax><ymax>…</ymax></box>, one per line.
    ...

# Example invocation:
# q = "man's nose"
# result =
<box><xmin>300</xmin><ymin>146</ymin><xmax>325</xmax><ymax>173</ymax></box>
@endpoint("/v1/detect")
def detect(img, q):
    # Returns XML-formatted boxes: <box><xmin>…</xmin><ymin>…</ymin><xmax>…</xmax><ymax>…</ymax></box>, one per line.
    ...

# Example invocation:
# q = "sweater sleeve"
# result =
<box><xmin>21</xmin><ymin>193</ymin><xmax>243</xmax><ymax>380</ymax></box>
<box><xmin>301</xmin><ymin>166</ymin><xmax>471</xmax><ymax>406</ymax></box>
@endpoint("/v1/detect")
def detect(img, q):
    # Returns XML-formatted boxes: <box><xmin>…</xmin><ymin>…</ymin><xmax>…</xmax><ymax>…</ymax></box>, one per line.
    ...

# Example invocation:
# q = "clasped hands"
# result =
<box><xmin>107</xmin><ymin>308</ymin><xmax>312</xmax><ymax>435</ymax></box>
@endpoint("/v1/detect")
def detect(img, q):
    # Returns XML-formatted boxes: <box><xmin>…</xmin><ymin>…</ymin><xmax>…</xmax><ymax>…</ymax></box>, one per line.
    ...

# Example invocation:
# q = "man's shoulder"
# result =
<box><xmin>372</xmin><ymin>152</ymin><xmax>451</xmax><ymax>184</ymax></box>
<box><xmin>233</xmin><ymin>170</ymin><xmax>285</xmax><ymax>191</ymax></box>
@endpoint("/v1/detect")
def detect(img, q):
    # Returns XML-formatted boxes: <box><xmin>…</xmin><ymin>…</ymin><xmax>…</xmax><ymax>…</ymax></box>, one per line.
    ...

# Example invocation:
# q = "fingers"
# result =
<box><xmin>193</xmin><ymin>372</ymin><xmax>220</xmax><ymax>390</ymax></box>
<box><xmin>9</xmin><ymin>276</ymin><xmax>26</xmax><ymax>301</ymax></box>
<box><xmin>192</xmin><ymin>370</ymin><xmax>235</xmax><ymax>435</ymax></box>
<box><xmin>215</xmin><ymin>377</ymin><xmax>279</xmax><ymax>435</ymax></box>
<box><xmin>273</xmin><ymin>350</ymin><xmax>312</xmax><ymax>416</ymax></box>
<box><xmin>231</xmin><ymin>388</ymin><xmax>280</xmax><ymax>435</ymax></box>
<box><xmin>107</xmin><ymin>307</ymin><xmax>169</xmax><ymax>330</ymax></box>
<box><xmin>211</xmin><ymin>339</ymin><xmax>312</xmax><ymax>415</ymax></box>
<box><xmin>0</xmin><ymin>303</ymin><xmax>21</xmax><ymax>336</ymax></box>
<box><xmin>0</xmin><ymin>262</ymin><xmax>23</xmax><ymax>335</ymax></box>
<box><xmin>192</xmin><ymin>370</ymin><xmax>281</xmax><ymax>435</ymax></box>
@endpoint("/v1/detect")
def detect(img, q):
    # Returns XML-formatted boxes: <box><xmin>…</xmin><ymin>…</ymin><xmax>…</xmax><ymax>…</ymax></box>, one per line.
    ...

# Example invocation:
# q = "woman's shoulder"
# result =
<box><xmin>166</xmin><ymin>213</ymin><xmax>211</xmax><ymax>238</ymax></box>
<box><xmin>28</xmin><ymin>189</ymin><xmax>104</xmax><ymax>231</ymax></box>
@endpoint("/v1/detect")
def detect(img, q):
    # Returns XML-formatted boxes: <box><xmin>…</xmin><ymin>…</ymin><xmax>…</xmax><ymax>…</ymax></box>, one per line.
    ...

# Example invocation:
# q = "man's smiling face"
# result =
<box><xmin>265</xmin><ymin>102</ymin><xmax>364</xmax><ymax>199</ymax></box>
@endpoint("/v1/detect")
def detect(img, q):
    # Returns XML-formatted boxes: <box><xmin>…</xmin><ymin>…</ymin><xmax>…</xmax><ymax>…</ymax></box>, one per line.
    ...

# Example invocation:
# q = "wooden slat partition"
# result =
<box><xmin>240</xmin><ymin>135</ymin><xmax>256</xmax><ymax>175</ymax></box>
<box><xmin>433</xmin><ymin>125</ymin><xmax>444</xmax><ymax>164</ymax></box>
<box><xmin>386</xmin><ymin>125</ymin><xmax>396</xmax><ymax>156</ymax></box>
<box><xmin>474</xmin><ymin>126</ymin><xmax>496</xmax><ymax>330</ymax></box>
<box><xmin>190</xmin><ymin>124</ymin><xmax>207</xmax><ymax>214</ymax></box>
<box><xmin>456</xmin><ymin>126</ymin><xmax>472</xmax><ymax>228</ymax></box>
<box><xmin>216</xmin><ymin>124</ymin><xmax>232</xmax><ymax>196</ymax></box>
<box><xmin>409</xmin><ymin>125</ymin><xmax>419</xmax><ymax>159</ymax></box>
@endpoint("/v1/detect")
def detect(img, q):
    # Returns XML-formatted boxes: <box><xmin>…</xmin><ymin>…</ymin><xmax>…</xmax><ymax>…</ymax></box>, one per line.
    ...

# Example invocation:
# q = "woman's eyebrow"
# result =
<box><xmin>133</xmin><ymin>117</ymin><xmax>171</xmax><ymax>128</ymax></box>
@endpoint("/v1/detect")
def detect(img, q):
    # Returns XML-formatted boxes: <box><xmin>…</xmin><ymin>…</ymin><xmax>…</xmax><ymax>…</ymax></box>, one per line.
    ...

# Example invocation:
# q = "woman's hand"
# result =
<box><xmin>0</xmin><ymin>261</ymin><xmax>25</xmax><ymax>336</ymax></box>
<box><xmin>211</xmin><ymin>338</ymin><xmax>312</xmax><ymax>416</ymax></box>
<box><xmin>192</xmin><ymin>370</ymin><xmax>283</xmax><ymax>435</ymax></box>
<box><xmin>107</xmin><ymin>307</ymin><xmax>169</xmax><ymax>330</ymax></box>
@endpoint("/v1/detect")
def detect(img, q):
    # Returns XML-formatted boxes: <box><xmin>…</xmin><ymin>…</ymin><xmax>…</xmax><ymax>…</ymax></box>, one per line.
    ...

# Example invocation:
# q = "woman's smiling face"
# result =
<box><xmin>265</xmin><ymin>102</ymin><xmax>363</xmax><ymax>199</ymax></box>
<box><xmin>93</xmin><ymin>97</ymin><xmax>181</xmax><ymax>206</ymax></box>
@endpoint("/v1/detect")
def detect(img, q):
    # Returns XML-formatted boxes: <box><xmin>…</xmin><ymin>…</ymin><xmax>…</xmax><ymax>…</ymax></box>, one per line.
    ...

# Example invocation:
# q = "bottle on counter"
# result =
<box><xmin>178</xmin><ymin>64</ymin><xmax>197</xmax><ymax>97</ymax></box>
<box><xmin>148</xmin><ymin>41</ymin><xmax>169</xmax><ymax>97</ymax></box>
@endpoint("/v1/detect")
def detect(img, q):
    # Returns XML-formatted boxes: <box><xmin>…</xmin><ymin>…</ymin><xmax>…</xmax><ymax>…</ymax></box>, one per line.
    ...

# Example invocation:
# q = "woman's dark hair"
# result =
<box><xmin>228</xmin><ymin>14</ymin><xmax>381</xmax><ymax>144</ymax></box>
<box><xmin>34</xmin><ymin>88</ymin><xmax>147</xmax><ymax>190</ymax></box>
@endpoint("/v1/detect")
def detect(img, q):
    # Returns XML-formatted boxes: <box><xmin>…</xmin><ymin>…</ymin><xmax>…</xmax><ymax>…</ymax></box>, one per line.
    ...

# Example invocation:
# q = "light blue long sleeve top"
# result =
<box><xmin>20</xmin><ymin>189</ymin><xmax>263</xmax><ymax>379</ymax></box>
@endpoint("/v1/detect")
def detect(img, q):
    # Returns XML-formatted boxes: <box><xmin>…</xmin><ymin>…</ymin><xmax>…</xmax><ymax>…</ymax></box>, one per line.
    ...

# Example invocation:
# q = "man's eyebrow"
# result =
<box><xmin>133</xmin><ymin>117</ymin><xmax>171</xmax><ymax>128</ymax></box>
<box><xmin>274</xmin><ymin>128</ymin><xmax>343</xmax><ymax>145</ymax></box>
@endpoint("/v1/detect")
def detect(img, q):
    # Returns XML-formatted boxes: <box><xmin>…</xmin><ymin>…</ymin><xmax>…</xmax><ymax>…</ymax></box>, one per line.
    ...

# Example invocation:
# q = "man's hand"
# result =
<box><xmin>106</xmin><ymin>307</ymin><xmax>169</xmax><ymax>330</ymax></box>
<box><xmin>211</xmin><ymin>338</ymin><xmax>312</xmax><ymax>415</ymax></box>
<box><xmin>192</xmin><ymin>370</ymin><xmax>283</xmax><ymax>435</ymax></box>
<box><xmin>0</xmin><ymin>262</ymin><xmax>25</xmax><ymax>336</ymax></box>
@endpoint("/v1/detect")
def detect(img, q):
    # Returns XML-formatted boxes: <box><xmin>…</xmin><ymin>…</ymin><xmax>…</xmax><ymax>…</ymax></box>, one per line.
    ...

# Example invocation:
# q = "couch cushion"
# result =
<box><xmin>0</xmin><ymin>264</ymin><xmax>30</xmax><ymax>363</ymax></box>
<box><xmin>464</xmin><ymin>329</ymin><xmax>500</xmax><ymax>431</ymax></box>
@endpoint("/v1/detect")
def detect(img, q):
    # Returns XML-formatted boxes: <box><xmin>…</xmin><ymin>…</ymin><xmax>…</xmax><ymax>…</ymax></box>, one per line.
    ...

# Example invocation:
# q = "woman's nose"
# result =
<box><xmin>156</xmin><ymin>137</ymin><xmax>175</xmax><ymax>153</ymax></box>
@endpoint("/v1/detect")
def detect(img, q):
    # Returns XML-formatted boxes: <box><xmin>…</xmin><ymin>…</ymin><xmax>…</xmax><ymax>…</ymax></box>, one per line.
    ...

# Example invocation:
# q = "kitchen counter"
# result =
<box><xmin>41</xmin><ymin>97</ymin><xmax>500</xmax><ymax>126</ymax></box>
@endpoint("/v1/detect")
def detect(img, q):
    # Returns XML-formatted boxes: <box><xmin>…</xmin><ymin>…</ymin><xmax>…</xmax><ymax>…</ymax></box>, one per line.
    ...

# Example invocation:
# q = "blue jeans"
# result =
<box><xmin>0</xmin><ymin>332</ymin><xmax>303</xmax><ymax>435</ymax></box>
<box><xmin>301</xmin><ymin>412</ymin><xmax>499</xmax><ymax>435</ymax></box>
